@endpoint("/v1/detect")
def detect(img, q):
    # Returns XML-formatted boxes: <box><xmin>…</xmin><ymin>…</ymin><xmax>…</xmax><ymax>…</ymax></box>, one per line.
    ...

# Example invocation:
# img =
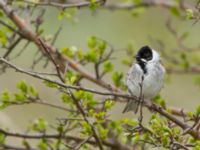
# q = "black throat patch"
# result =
<box><xmin>138</xmin><ymin>61</ymin><xmax>147</xmax><ymax>74</ymax></box>
<box><xmin>136</xmin><ymin>46</ymin><xmax>153</xmax><ymax>74</ymax></box>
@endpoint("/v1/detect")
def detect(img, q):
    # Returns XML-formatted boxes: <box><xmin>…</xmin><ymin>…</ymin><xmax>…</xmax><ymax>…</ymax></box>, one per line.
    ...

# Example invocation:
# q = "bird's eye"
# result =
<box><xmin>144</xmin><ymin>52</ymin><xmax>152</xmax><ymax>60</ymax></box>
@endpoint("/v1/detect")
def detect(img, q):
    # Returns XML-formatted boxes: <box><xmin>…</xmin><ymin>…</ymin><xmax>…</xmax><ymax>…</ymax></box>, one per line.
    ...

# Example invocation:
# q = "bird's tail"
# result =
<box><xmin>122</xmin><ymin>99</ymin><xmax>139</xmax><ymax>113</ymax></box>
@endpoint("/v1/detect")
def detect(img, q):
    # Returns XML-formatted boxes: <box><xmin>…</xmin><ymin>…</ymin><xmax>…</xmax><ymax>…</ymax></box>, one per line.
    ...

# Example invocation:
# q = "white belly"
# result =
<box><xmin>126</xmin><ymin>62</ymin><xmax>165</xmax><ymax>100</ymax></box>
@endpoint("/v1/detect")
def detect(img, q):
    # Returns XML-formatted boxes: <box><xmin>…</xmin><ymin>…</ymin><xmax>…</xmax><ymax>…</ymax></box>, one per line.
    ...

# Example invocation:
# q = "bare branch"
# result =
<box><xmin>23</xmin><ymin>0</ymin><xmax>106</xmax><ymax>9</ymax></box>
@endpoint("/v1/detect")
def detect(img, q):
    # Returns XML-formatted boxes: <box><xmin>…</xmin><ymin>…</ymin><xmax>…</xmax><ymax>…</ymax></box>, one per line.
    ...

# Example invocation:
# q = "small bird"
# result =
<box><xmin>123</xmin><ymin>45</ymin><xmax>165</xmax><ymax>113</ymax></box>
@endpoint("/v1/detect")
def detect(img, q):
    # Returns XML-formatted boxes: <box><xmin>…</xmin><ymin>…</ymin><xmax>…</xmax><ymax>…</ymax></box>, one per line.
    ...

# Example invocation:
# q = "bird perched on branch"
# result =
<box><xmin>123</xmin><ymin>46</ymin><xmax>165</xmax><ymax>113</ymax></box>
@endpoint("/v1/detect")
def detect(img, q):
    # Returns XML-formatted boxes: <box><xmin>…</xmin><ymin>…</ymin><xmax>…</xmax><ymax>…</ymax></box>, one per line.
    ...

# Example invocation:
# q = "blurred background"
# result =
<box><xmin>0</xmin><ymin>0</ymin><xmax>200</xmax><ymax>138</ymax></box>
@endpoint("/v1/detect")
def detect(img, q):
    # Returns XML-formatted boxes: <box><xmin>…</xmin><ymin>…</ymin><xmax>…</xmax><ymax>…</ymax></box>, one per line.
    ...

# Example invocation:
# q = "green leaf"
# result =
<box><xmin>29</xmin><ymin>86</ymin><xmax>39</xmax><ymax>97</ymax></box>
<box><xmin>62</xmin><ymin>93</ymin><xmax>72</xmax><ymax>103</ymax></box>
<box><xmin>17</xmin><ymin>81</ymin><xmax>28</xmax><ymax>93</ymax></box>
<box><xmin>22</xmin><ymin>139</ymin><xmax>30</xmax><ymax>149</ymax></box>
<box><xmin>105</xmin><ymin>100</ymin><xmax>114</xmax><ymax>110</ymax></box>
<box><xmin>0</xmin><ymin>30</ymin><xmax>7</xmax><ymax>46</ymax></box>
<box><xmin>89</xmin><ymin>0</ymin><xmax>99</xmax><ymax>11</ymax></box>
<box><xmin>122</xmin><ymin>118</ymin><xmax>138</xmax><ymax>126</ymax></box>
<box><xmin>186</xmin><ymin>9</ymin><xmax>194</xmax><ymax>20</ymax></box>
<box><xmin>58</xmin><ymin>10</ymin><xmax>65</xmax><ymax>20</ymax></box>
<box><xmin>43</xmin><ymin>81</ymin><xmax>59</xmax><ymax>88</ymax></box>
<box><xmin>131</xmin><ymin>134</ymin><xmax>140</xmax><ymax>144</ymax></box>
<box><xmin>98</xmin><ymin>40</ymin><xmax>106</xmax><ymax>54</ymax></box>
<box><xmin>14</xmin><ymin>93</ymin><xmax>26</xmax><ymax>102</ymax></box>
<box><xmin>103</xmin><ymin>61</ymin><xmax>113</xmax><ymax>73</ymax></box>
<box><xmin>84</xmin><ymin>49</ymin><xmax>98</xmax><ymax>62</ymax></box>
<box><xmin>112</xmin><ymin>71</ymin><xmax>124</xmax><ymax>87</ymax></box>
<box><xmin>196</xmin><ymin>105</ymin><xmax>200</xmax><ymax>116</ymax></box>
<box><xmin>99</xmin><ymin>127</ymin><xmax>109</xmax><ymax>140</ymax></box>
<box><xmin>38</xmin><ymin>139</ymin><xmax>48</xmax><ymax>150</ymax></box>
<box><xmin>153</xmin><ymin>95</ymin><xmax>166</xmax><ymax>108</ymax></box>
<box><xmin>94</xmin><ymin>111</ymin><xmax>106</xmax><ymax>120</ymax></box>
<box><xmin>81</xmin><ymin>121</ymin><xmax>92</xmax><ymax>135</ymax></box>
<box><xmin>87</xmin><ymin>36</ymin><xmax>97</xmax><ymax>48</ymax></box>
<box><xmin>131</xmin><ymin>7</ymin><xmax>145</xmax><ymax>17</ymax></box>
<box><xmin>122</xmin><ymin>58</ymin><xmax>132</xmax><ymax>66</ymax></box>
<box><xmin>64</xmin><ymin>71</ymin><xmax>77</xmax><ymax>84</ymax></box>
<box><xmin>126</xmin><ymin>42</ymin><xmax>135</xmax><ymax>56</ymax></box>
<box><xmin>32</xmin><ymin>118</ymin><xmax>48</xmax><ymax>132</ymax></box>
<box><xmin>0</xmin><ymin>133</ymin><xmax>5</xmax><ymax>144</ymax></box>
<box><xmin>57</xmin><ymin>8</ymin><xmax>77</xmax><ymax>20</ymax></box>
<box><xmin>170</xmin><ymin>7</ymin><xmax>180</xmax><ymax>17</ymax></box>
<box><xmin>1</xmin><ymin>90</ymin><xmax>10</xmax><ymax>103</ymax></box>
<box><xmin>180</xmin><ymin>53</ymin><xmax>189</xmax><ymax>70</ymax></box>
<box><xmin>0</xmin><ymin>10</ymin><xmax>4</xmax><ymax>17</ymax></box>
<box><xmin>61</xmin><ymin>47</ymin><xmax>73</xmax><ymax>57</ymax></box>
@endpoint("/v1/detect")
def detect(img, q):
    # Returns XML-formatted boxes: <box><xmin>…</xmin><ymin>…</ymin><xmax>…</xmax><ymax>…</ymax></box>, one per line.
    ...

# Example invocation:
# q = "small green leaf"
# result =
<box><xmin>122</xmin><ymin>58</ymin><xmax>132</xmax><ymax>66</ymax></box>
<box><xmin>43</xmin><ymin>81</ymin><xmax>59</xmax><ymax>88</ymax></box>
<box><xmin>131</xmin><ymin>7</ymin><xmax>145</xmax><ymax>17</ymax></box>
<box><xmin>84</xmin><ymin>49</ymin><xmax>98</xmax><ymax>62</ymax></box>
<box><xmin>61</xmin><ymin>47</ymin><xmax>73</xmax><ymax>57</ymax></box>
<box><xmin>94</xmin><ymin>111</ymin><xmax>106</xmax><ymax>120</ymax></box>
<box><xmin>87</xmin><ymin>36</ymin><xmax>97</xmax><ymax>49</ymax></box>
<box><xmin>14</xmin><ymin>93</ymin><xmax>26</xmax><ymax>102</ymax></box>
<box><xmin>186</xmin><ymin>9</ymin><xmax>194</xmax><ymax>20</ymax></box>
<box><xmin>98</xmin><ymin>40</ymin><xmax>106</xmax><ymax>54</ymax></box>
<box><xmin>17</xmin><ymin>81</ymin><xmax>28</xmax><ymax>93</ymax></box>
<box><xmin>103</xmin><ymin>61</ymin><xmax>113</xmax><ymax>73</ymax></box>
<box><xmin>112</xmin><ymin>71</ymin><xmax>124</xmax><ymax>87</ymax></box>
<box><xmin>0</xmin><ymin>10</ymin><xmax>4</xmax><ymax>17</ymax></box>
<box><xmin>99</xmin><ymin>127</ymin><xmax>109</xmax><ymax>140</ymax></box>
<box><xmin>122</xmin><ymin>118</ymin><xmax>138</xmax><ymax>126</ymax></box>
<box><xmin>22</xmin><ymin>139</ymin><xmax>30</xmax><ymax>149</ymax></box>
<box><xmin>29</xmin><ymin>86</ymin><xmax>38</xmax><ymax>97</ymax></box>
<box><xmin>64</xmin><ymin>71</ymin><xmax>77</xmax><ymax>84</ymax></box>
<box><xmin>0</xmin><ymin>30</ymin><xmax>7</xmax><ymax>46</ymax></box>
<box><xmin>32</xmin><ymin>118</ymin><xmax>48</xmax><ymax>132</ymax></box>
<box><xmin>170</xmin><ymin>7</ymin><xmax>180</xmax><ymax>17</ymax></box>
<box><xmin>1</xmin><ymin>90</ymin><xmax>10</xmax><ymax>103</ymax></box>
<box><xmin>153</xmin><ymin>95</ymin><xmax>166</xmax><ymax>108</ymax></box>
<box><xmin>105</xmin><ymin>100</ymin><xmax>114</xmax><ymax>110</ymax></box>
<box><xmin>38</xmin><ymin>139</ymin><xmax>48</xmax><ymax>150</ymax></box>
<box><xmin>196</xmin><ymin>105</ymin><xmax>200</xmax><ymax>116</ymax></box>
<box><xmin>81</xmin><ymin>121</ymin><xmax>92</xmax><ymax>135</ymax></box>
<box><xmin>89</xmin><ymin>0</ymin><xmax>99</xmax><ymax>11</ymax></box>
<box><xmin>0</xmin><ymin>133</ymin><xmax>5</xmax><ymax>144</ymax></box>
<box><xmin>131</xmin><ymin>134</ymin><xmax>140</xmax><ymax>144</ymax></box>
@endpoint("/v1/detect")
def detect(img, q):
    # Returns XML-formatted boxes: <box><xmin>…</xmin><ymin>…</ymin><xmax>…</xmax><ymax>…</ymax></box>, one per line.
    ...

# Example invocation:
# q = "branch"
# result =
<box><xmin>2</xmin><ymin>144</ymin><xmax>36</xmax><ymax>150</ymax></box>
<box><xmin>0</xmin><ymin>57</ymin><xmax>135</xmax><ymax>100</ymax></box>
<box><xmin>104</xmin><ymin>0</ymin><xmax>197</xmax><ymax>12</ymax></box>
<box><xmin>23</xmin><ymin>0</ymin><xmax>106</xmax><ymax>9</ymax></box>
<box><xmin>0</xmin><ymin>0</ymin><xmax>118</xmax><ymax>91</ymax></box>
<box><xmin>149</xmin><ymin>104</ymin><xmax>200</xmax><ymax>139</ymax></box>
<box><xmin>0</xmin><ymin>129</ymin><xmax>130</xmax><ymax>150</ymax></box>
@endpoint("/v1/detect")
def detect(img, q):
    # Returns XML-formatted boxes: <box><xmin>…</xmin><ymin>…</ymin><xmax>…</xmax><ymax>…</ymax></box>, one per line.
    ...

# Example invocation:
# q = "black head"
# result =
<box><xmin>136</xmin><ymin>45</ymin><xmax>153</xmax><ymax>62</ymax></box>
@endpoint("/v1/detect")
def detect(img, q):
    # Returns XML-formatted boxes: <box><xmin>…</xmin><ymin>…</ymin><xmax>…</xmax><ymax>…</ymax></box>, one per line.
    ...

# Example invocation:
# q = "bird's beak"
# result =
<box><xmin>141</xmin><ymin>58</ymin><xmax>147</xmax><ymax>63</ymax></box>
<box><xmin>135</xmin><ymin>55</ymin><xmax>139</xmax><ymax>60</ymax></box>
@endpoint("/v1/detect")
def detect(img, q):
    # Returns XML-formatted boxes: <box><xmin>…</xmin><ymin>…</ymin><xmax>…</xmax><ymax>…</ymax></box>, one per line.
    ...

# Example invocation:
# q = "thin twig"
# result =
<box><xmin>22</xmin><ymin>0</ymin><xmax>106</xmax><ymax>9</ymax></box>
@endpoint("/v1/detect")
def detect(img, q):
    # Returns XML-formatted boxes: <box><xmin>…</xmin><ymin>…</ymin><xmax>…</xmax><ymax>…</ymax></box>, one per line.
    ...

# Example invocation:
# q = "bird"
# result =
<box><xmin>123</xmin><ymin>45</ymin><xmax>165</xmax><ymax>113</ymax></box>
